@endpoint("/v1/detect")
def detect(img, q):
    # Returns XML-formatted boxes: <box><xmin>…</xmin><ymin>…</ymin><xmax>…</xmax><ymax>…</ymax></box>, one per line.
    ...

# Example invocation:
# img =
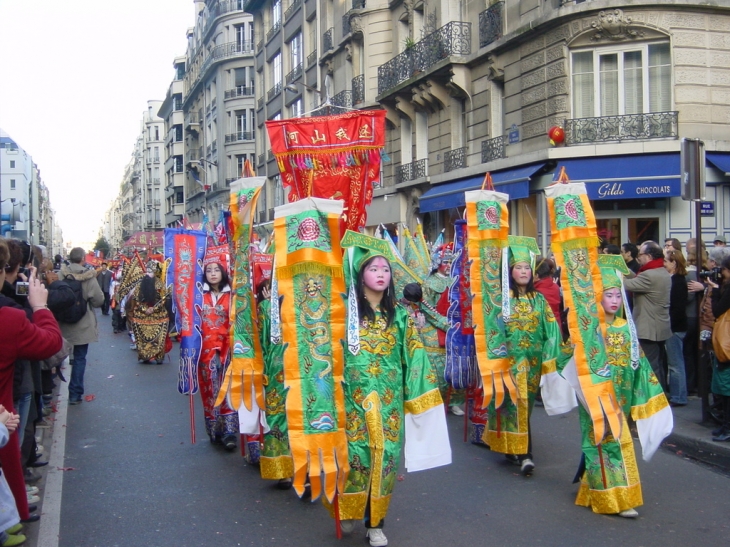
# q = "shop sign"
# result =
<box><xmin>700</xmin><ymin>201</ymin><xmax>715</xmax><ymax>216</ymax></box>
<box><xmin>588</xmin><ymin>179</ymin><xmax>680</xmax><ymax>200</ymax></box>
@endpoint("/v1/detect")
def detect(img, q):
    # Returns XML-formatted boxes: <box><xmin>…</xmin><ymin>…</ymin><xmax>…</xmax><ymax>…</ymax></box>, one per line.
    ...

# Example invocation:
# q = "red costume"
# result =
<box><xmin>198</xmin><ymin>287</ymin><xmax>238</xmax><ymax>440</ymax></box>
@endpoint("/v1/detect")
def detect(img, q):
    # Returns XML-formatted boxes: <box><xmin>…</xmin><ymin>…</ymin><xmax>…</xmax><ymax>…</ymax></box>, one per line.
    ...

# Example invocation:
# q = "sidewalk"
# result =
<box><xmin>665</xmin><ymin>396</ymin><xmax>730</xmax><ymax>473</ymax></box>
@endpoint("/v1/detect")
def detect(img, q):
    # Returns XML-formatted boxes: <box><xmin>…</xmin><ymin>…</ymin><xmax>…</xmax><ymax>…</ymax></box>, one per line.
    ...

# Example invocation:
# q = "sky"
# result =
<box><xmin>0</xmin><ymin>0</ymin><xmax>195</xmax><ymax>247</ymax></box>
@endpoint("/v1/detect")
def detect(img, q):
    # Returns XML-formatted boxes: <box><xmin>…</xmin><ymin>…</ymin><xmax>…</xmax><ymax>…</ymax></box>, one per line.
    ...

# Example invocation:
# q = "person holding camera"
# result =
<box><xmin>705</xmin><ymin>256</ymin><xmax>730</xmax><ymax>442</ymax></box>
<box><xmin>0</xmin><ymin>238</ymin><xmax>62</xmax><ymax>525</ymax></box>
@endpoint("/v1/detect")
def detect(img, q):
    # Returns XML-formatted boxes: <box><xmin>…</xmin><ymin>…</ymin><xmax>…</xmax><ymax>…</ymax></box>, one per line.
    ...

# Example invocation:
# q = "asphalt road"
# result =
<box><xmin>55</xmin><ymin>312</ymin><xmax>730</xmax><ymax>547</ymax></box>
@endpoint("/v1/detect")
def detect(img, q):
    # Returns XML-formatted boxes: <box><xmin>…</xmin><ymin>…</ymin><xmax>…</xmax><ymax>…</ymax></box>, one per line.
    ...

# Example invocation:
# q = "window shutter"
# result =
<box><xmin>623</xmin><ymin>51</ymin><xmax>643</xmax><ymax>114</ymax></box>
<box><xmin>599</xmin><ymin>54</ymin><xmax>619</xmax><ymax>116</ymax></box>
<box><xmin>572</xmin><ymin>52</ymin><xmax>594</xmax><ymax>117</ymax></box>
<box><xmin>649</xmin><ymin>44</ymin><xmax>671</xmax><ymax>112</ymax></box>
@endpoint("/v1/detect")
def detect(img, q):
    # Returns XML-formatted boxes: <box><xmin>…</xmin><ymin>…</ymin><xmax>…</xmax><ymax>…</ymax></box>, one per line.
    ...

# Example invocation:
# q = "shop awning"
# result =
<box><xmin>553</xmin><ymin>154</ymin><xmax>681</xmax><ymax>200</ymax></box>
<box><xmin>419</xmin><ymin>163</ymin><xmax>543</xmax><ymax>213</ymax></box>
<box><xmin>706</xmin><ymin>152</ymin><xmax>730</xmax><ymax>175</ymax></box>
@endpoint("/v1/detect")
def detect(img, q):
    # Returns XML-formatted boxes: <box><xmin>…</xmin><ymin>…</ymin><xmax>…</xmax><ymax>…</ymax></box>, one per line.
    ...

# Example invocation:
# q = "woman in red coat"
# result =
<box><xmin>0</xmin><ymin>239</ymin><xmax>62</xmax><ymax>522</ymax></box>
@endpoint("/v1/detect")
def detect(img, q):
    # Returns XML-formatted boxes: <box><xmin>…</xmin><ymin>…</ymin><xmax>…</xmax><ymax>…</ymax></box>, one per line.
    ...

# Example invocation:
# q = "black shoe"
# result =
<box><xmin>209</xmin><ymin>435</ymin><xmax>223</xmax><ymax>446</ymax></box>
<box><xmin>27</xmin><ymin>505</ymin><xmax>37</xmax><ymax>513</ymax></box>
<box><xmin>712</xmin><ymin>425</ymin><xmax>725</xmax><ymax>436</ymax></box>
<box><xmin>21</xmin><ymin>514</ymin><xmax>40</xmax><ymax>523</ymax></box>
<box><xmin>222</xmin><ymin>435</ymin><xmax>237</xmax><ymax>451</ymax></box>
<box><xmin>29</xmin><ymin>461</ymin><xmax>48</xmax><ymax>468</ymax></box>
<box><xmin>276</xmin><ymin>478</ymin><xmax>293</xmax><ymax>490</ymax></box>
<box><xmin>69</xmin><ymin>398</ymin><xmax>82</xmax><ymax>406</ymax></box>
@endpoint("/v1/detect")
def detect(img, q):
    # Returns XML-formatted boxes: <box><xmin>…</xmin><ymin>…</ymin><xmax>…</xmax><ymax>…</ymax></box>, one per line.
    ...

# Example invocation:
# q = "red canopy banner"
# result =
<box><xmin>265</xmin><ymin>110</ymin><xmax>386</xmax><ymax>233</ymax></box>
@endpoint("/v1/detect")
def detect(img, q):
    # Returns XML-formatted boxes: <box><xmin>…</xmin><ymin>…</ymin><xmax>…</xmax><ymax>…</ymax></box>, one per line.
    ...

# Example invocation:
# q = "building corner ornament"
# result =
<box><xmin>590</xmin><ymin>9</ymin><xmax>645</xmax><ymax>42</ymax></box>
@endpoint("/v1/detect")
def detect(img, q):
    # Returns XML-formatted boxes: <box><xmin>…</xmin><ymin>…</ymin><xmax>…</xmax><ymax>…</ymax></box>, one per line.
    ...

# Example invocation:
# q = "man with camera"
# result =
<box><xmin>623</xmin><ymin>241</ymin><xmax>672</xmax><ymax>390</ymax></box>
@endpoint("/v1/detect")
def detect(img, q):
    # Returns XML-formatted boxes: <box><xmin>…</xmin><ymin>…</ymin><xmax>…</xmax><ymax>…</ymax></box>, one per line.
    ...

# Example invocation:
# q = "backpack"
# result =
<box><xmin>54</xmin><ymin>276</ymin><xmax>88</xmax><ymax>324</ymax></box>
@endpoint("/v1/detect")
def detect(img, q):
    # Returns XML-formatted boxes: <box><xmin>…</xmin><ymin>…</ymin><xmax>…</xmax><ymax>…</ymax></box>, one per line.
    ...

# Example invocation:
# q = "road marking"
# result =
<box><xmin>37</xmin><ymin>362</ymin><xmax>70</xmax><ymax>547</ymax></box>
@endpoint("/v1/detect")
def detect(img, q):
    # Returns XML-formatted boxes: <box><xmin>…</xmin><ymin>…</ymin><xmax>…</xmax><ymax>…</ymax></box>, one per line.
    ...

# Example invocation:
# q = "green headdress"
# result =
<box><xmin>598</xmin><ymin>254</ymin><xmax>630</xmax><ymax>290</ymax></box>
<box><xmin>341</xmin><ymin>230</ymin><xmax>392</xmax><ymax>289</ymax></box>
<box><xmin>341</xmin><ymin>230</ymin><xmax>393</xmax><ymax>355</ymax></box>
<box><xmin>508</xmin><ymin>235</ymin><xmax>539</xmax><ymax>268</ymax></box>
<box><xmin>597</xmin><ymin>254</ymin><xmax>640</xmax><ymax>366</ymax></box>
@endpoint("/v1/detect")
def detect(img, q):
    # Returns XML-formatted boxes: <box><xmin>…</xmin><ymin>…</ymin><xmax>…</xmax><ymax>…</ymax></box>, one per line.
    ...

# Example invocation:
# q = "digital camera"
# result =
<box><xmin>699</xmin><ymin>267</ymin><xmax>723</xmax><ymax>284</ymax></box>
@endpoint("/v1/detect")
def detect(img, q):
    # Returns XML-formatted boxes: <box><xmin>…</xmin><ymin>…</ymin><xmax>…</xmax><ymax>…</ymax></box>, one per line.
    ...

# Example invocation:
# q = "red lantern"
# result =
<box><xmin>548</xmin><ymin>126</ymin><xmax>565</xmax><ymax>146</ymax></box>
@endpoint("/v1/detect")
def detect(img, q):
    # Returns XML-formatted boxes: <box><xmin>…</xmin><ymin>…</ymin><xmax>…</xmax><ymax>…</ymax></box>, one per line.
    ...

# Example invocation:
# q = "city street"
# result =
<box><xmin>37</xmin><ymin>311</ymin><xmax>730</xmax><ymax>547</ymax></box>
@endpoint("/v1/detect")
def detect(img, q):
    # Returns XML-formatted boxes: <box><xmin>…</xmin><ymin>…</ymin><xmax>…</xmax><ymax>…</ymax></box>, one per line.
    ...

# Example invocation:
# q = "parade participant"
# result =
<box><xmin>332</xmin><ymin>232</ymin><xmax>451</xmax><ymax>547</ymax></box>
<box><xmin>420</xmin><ymin>243</ymin><xmax>465</xmax><ymax>415</ymax></box>
<box><xmin>199</xmin><ymin>261</ymin><xmax>239</xmax><ymax>450</ymax></box>
<box><xmin>128</xmin><ymin>262</ymin><xmax>169</xmax><ymax>364</ymax></box>
<box><xmin>563</xmin><ymin>255</ymin><xmax>671</xmax><ymax>517</ymax></box>
<box><xmin>256</xmin><ymin>278</ymin><xmax>293</xmax><ymax>487</ymax></box>
<box><xmin>482</xmin><ymin>237</ymin><xmax>561</xmax><ymax>476</ymax></box>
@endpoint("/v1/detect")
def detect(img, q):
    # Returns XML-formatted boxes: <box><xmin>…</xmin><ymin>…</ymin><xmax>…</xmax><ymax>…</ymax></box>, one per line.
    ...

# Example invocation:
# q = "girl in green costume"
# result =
<box><xmin>334</xmin><ymin>234</ymin><xmax>451</xmax><ymax>547</ymax></box>
<box><xmin>256</xmin><ymin>279</ymin><xmax>294</xmax><ymax>489</ymax></box>
<box><xmin>482</xmin><ymin>238</ymin><xmax>561</xmax><ymax>476</ymax></box>
<box><xmin>561</xmin><ymin>256</ymin><xmax>671</xmax><ymax>517</ymax></box>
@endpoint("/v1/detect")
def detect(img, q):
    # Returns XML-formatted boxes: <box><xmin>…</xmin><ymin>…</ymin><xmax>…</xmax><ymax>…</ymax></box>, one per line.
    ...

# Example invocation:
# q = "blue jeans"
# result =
<box><xmin>69</xmin><ymin>344</ymin><xmax>89</xmax><ymax>402</ymax></box>
<box><xmin>666</xmin><ymin>332</ymin><xmax>688</xmax><ymax>404</ymax></box>
<box><xmin>14</xmin><ymin>392</ymin><xmax>32</xmax><ymax>446</ymax></box>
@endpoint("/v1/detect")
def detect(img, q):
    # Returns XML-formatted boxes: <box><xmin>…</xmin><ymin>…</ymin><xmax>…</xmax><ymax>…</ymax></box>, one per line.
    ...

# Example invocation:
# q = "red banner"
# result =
<box><xmin>123</xmin><ymin>231</ymin><xmax>164</xmax><ymax>248</ymax></box>
<box><xmin>265</xmin><ymin>110</ymin><xmax>386</xmax><ymax>232</ymax></box>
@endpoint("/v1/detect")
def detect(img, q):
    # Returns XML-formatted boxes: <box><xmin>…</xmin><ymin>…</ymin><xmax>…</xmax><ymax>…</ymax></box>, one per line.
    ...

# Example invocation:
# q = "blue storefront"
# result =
<box><xmin>417</xmin><ymin>152</ymin><xmax>730</xmax><ymax>251</ymax></box>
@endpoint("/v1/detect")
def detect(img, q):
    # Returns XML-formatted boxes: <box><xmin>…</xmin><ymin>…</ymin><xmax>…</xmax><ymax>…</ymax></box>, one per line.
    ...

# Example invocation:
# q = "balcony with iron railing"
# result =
<box><xmin>323</xmin><ymin>28</ymin><xmax>334</xmax><ymax>52</ymax></box>
<box><xmin>307</xmin><ymin>49</ymin><xmax>318</xmax><ymax>67</ymax></box>
<box><xmin>395</xmin><ymin>159</ymin><xmax>427</xmax><ymax>184</ymax></box>
<box><xmin>225</xmin><ymin>86</ymin><xmax>254</xmax><ymax>99</ymax></box>
<box><xmin>266</xmin><ymin>21</ymin><xmax>281</xmax><ymax>43</ymax></box>
<box><xmin>444</xmin><ymin>147</ymin><xmax>467</xmax><ymax>172</ymax></box>
<box><xmin>286</xmin><ymin>63</ymin><xmax>303</xmax><ymax>84</ymax></box>
<box><xmin>267</xmin><ymin>82</ymin><xmax>283</xmax><ymax>101</ymax></box>
<box><xmin>268</xmin><ymin>150</ymin><xmax>274</xmax><ymax>161</ymax></box>
<box><xmin>226</xmin><ymin>177</ymin><xmax>238</xmax><ymax>185</ymax></box>
<box><xmin>343</xmin><ymin>12</ymin><xmax>352</xmax><ymax>36</ymax></box>
<box><xmin>258</xmin><ymin>153</ymin><xmax>265</xmax><ymax>165</ymax></box>
<box><xmin>212</xmin><ymin>140</ymin><xmax>217</xmax><ymax>153</ymax></box>
<box><xmin>353</xmin><ymin>74</ymin><xmax>364</xmax><ymax>104</ymax></box>
<box><xmin>331</xmin><ymin>90</ymin><xmax>352</xmax><ymax>109</ymax></box>
<box><xmin>352</xmin><ymin>0</ymin><xmax>365</xmax><ymax>8</ymax></box>
<box><xmin>481</xmin><ymin>136</ymin><xmax>506</xmax><ymax>163</ymax></box>
<box><xmin>185</xmin><ymin>112</ymin><xmax>200</xmax><ymax>127</ymax></box>
<box><xmin>153</xmin><ymin>157</ymin><xmax>160</xmax><ymax>164</ymax></box>
<box><xmin>203</xmin><ymin>0</ymin><xmax>246</xmax><ymax>37</ymax></box>
<box><xmin>479</xmin><ymin>1</ymin><xmax>503</xmax><ymax>48</ymax></box>
<box><xmin>284</xmin><ymin>0</ymin><xmax>301</xmax><ymax>22</ymax></box>
<box><xmin>225</xmin><ymin>131</ymin><xmax>256</xmax><ymax>143</ymax></box>
<box><xmin>378</xmin><ymin>22</ymin><xmax>471</xmax><ymax>96</ymax></box>
<box><xmin>257</xmin><ymin>97</ymin><xmax>264</xmax><ymax>110</ymax></box>
<box><xmin>186</xmin><ymin>148</ymin><xmax>202</xmax><ymax>163</ymax></box>
<box><xmin>186</xmin><ymin>41</ymin><xmax>254</xmax><ymax>95</ymax></box>
<box><xmin>564</xmin><ymin>111</ymin><xmax>679</xmax><ymax>145</ymax></box>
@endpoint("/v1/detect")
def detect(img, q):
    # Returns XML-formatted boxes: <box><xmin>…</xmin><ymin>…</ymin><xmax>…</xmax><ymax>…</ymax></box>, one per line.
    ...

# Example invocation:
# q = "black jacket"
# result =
<box><xmin>669</xmin><ymin>274</ymin><xmax>688</xmax><ymax>333</ymax></box>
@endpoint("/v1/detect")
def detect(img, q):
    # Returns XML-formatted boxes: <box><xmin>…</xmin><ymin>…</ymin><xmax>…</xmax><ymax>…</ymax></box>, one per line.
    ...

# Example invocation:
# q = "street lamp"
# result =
<box><xmin>285</xmin><ymin>81</ymin><xmax>325</xmax><ymax>101</ymax></box>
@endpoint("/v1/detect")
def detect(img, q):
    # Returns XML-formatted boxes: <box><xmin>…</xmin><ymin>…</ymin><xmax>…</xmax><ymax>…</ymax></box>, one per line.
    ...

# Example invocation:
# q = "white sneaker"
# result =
<box><xmin>339</xmin><ymin>519</ymin><xmax>356</xmax><ymax>534</ymax></box>
<box><xmin>450</xmin><ymin>405</ymin><xmax>465</xmax><ymax>416</ymax></box>
<box><xmin>618</xmin><ymin>508</ymin><xmax>639</xmax><ymax>518</ymax></box>
<box><xmin>25</xmin><ymin>485</ymin><xmax>39</xmax><ymax>495</ymax></box>
<box><xmin>27</xmin><ymin>494</ymin><xmax>40</xmax><ymax>504</ymax></box>
<box><xmin>366</xmin><ymin>528</ymin><xmax>388</xmax><ymax>547</ymax></box>
<box><xmin>520</xmin><ymin>458</ymin><xmax>535</xmax><ymax>476</ymax></box>
<box><xmin>35</xmin><ymin>446</ymin><xmax>44</xmax><ymax>456</ymax></box>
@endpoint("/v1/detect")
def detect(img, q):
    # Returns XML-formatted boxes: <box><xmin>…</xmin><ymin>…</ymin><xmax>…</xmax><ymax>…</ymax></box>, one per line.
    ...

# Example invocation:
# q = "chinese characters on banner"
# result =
<box><xmin>265</xmin><ymin>110</ymin><xmax>386</xmax><ymax>233</ymax></box>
